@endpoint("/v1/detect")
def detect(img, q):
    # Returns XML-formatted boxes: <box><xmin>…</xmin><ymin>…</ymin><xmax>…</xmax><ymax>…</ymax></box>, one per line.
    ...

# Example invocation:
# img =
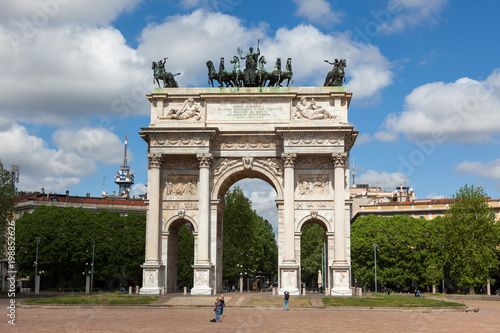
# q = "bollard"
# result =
<box><xmin>129</xmin><ymin>286</ymin><xmax>132</xmax><ymax>294</ymax></box>
<box><xmin>184</xmin><ymin>286</ymin><xmax>187</xmax><ymax>295</ymax></box>
<box><xmin>272</xmin><ymin>287</ymin><xmax>276</xmax><ymax>296</ymax></box>
<box><xmin>302</xmin><ymin>287</ymin><xmax>306</xmax><ymax>296</ymax></box>
<box><xmin>161</xmin><ymin>286</ymin><xmax>165</xmax><ymax>295</ymax></box>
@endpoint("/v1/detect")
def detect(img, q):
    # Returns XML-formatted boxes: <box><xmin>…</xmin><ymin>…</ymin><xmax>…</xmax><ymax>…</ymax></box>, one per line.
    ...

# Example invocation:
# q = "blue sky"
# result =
<box><xmin>2</xmin><ymin>0</ymin><xmax>500</xmax><ymax>230</ymax></box>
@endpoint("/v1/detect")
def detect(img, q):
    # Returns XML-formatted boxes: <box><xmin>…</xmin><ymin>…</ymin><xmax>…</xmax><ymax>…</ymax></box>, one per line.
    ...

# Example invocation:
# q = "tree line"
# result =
<box><xmin>15</xmin><ymin>206</ymin><xmax>145</xmax><ymax>291</ymax></box>
<box><xmin>352</xmin><ymin>185</ymin><xmax>500</xmax><ymax>293</ymax></box>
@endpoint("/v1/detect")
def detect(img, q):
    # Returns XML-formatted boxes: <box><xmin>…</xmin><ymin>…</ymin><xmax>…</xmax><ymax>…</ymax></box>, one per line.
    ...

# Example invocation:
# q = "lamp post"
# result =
<box><xmin>83</xmin><ymin>263</ymin><xmax>91</xmax><ymax>294</ymax></box>
<box><xmin>373</xmin><ymin>243</ymin><xmax>378</xmax><ymax>293</ymax></box>
<box><xmin>35</xmin><ymin>237</ymin><xmax>40</xmax><ymax>294</ymax></box>
<box><xmin>90</xmin><ymin>239</ymin><xmax>95</xmax><ymax>293</ymax></box>
<box><xmin>441</xmin><ymin>242</ymin><xmax>445</xmax><ymax>294</ymax></box>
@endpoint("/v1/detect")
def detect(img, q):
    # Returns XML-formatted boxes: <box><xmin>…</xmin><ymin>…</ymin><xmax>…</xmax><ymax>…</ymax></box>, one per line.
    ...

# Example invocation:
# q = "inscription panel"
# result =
<box><xmin>206</xmin><ymin>98</ymin><xmax>289</xmax><ymax>121</ymax></box>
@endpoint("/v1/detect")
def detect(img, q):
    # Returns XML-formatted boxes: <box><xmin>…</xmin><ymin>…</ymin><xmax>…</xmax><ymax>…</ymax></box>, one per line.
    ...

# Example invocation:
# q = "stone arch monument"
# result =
<box><xmin>139</xmin><ymin>86</ymin><xmax>358</xmax><ymax>296</ymax></box>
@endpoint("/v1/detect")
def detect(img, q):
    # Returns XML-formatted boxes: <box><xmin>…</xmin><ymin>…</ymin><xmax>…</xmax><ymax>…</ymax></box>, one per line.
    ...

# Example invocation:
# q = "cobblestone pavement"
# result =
<box><xmin>2</xmin><ymin>295</ymin><xmax>500</xmax><ymax>332</ymax></box>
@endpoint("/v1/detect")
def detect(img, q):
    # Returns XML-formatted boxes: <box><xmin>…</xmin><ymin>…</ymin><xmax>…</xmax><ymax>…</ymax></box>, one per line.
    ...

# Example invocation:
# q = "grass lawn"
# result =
<box><xmin>248</xmin><ymin>297</ymin><xmax>312</xmax><ymax>308</ymax></box>
<box><xmin>322</xmin><ymin>295</ymin><xmax>465</xmax><ymax>308</ymax></box>
<box><xmin>23</xmin><ymin>293</ymin><xmax>162</xmax><ymax>305</ymax></box>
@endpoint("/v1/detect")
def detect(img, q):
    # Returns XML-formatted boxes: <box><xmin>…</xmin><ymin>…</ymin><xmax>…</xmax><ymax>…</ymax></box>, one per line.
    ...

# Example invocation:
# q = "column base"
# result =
<box><xmin>278</xmin><ymin>264</ymin><xmax>300</xmax><ymax>295</ymax></box>
<box><xmin>140</xmin><ymin>263</ymin><xmax>165</xmax><ymax>295</ymax></box>
<box><xmin>191</xmin><ymin>264</ymin><xmax>213</xmax><ymax>295</ymax></box>
<box><xmin>330</xmin><ymin>265</ymin><xmax>352</xmax><ymax>296</ymax></box>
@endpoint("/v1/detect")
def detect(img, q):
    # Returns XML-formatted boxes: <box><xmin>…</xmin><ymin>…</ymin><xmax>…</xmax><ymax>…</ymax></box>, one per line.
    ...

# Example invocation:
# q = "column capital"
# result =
<box><xmin>281</xmin><ymin>153</ymin><xmax>297</xmax><ymax>168</ymax></box>
<box><xmin>196</xmin><ymin>153</ymin><xmax>213</xmax><ymax>168</ymax></box>
<box><xmin>147</xmin><ymin>153</ymin><xmax>162</xmax><ymax>169</ymax></box>
<box><xmin>332</xmin><ymin>152</ymin><xmax>347</xmax><ymax>168</ymax></box>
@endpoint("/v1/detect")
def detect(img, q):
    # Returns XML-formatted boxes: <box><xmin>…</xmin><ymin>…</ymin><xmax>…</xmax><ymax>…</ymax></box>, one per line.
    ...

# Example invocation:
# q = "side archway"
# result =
<box><xmin>162</xmin><ymin>214</ymin><xmax>198</xmax><ymax>293</ymax></box>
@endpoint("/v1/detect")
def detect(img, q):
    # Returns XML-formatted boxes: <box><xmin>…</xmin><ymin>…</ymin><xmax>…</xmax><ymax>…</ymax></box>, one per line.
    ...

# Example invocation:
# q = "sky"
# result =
<box><xmin>2</xmin><ymin>0</ymin><xmax>500</xmax><ymax>233</ymax></box>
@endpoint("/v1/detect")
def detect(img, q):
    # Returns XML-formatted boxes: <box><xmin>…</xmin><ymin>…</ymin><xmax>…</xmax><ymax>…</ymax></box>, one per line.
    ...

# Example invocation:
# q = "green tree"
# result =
<box><xmin>444</xmin><ymin>185</ymin><xmax>500</xmax><ymax>292</ymax></box>
<box><xmin>177</xmin><ymin>224</ymin><xmax>194</xmax><ymax>287</ymax></box>
<box><xmin>351</xmin><ymin>215</ymin><xmax>444</xmax><ymax>291</ymax></box>
<box><xmin>222</xmin><ymin>187</ymin><xmax>277</xmax><ymax>287</ymax></box>
<box><xmin>300</xmin><ymin>223</ymin><xmax>325</xmax><ymax>287</ymax></box>
<box><xmin>0</xmin><ymin>162</ymin><xmax>16</xmax><ymax>250</ymax></box>
<box><xmin>15</xmin><ymin>206</ymin><xmax>145</xmax><ymax>290</ymax></box>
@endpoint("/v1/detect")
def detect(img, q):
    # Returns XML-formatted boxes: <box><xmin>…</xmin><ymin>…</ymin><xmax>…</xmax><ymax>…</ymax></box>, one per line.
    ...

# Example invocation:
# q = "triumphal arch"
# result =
<box><xmin>141</xmin><ymin>52</ymin><xmax>357</xmax><ymax>295</ymax></box>
<box><xmin>139</xmin><ymin>85</ymin><xmax>357</xmax><ymax>296</ymax></box>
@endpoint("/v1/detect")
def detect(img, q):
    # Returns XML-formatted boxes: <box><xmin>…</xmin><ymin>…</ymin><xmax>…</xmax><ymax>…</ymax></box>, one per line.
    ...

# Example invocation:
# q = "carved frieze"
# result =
<box><xmin>295</xmin><ymin>201</ymin><xmax>334</xmax><ymax>209</ymax></box>
<box><xmin>163</xmin><ymin>201</ymin><xmax>199</xmax><ymax>210</ymax></box>
<box><xmin>165</xmin><ymin>157</ymin><xmax>198</xmax><ymax>170</ymax></box>
<box><xmin>297</xmin><ymin>174</ymin><xmax>329</xmax><ymax>195</ymax></box>
<box><xmin>213</xmin><ymin>158</ymin><xmax>240</xmax><ymax>178</ymax></box>
<box><xmin>216</xmin><ymin>137</ymin><xmax>283</xmax><ymax>150</ymax></box>
<box><xmin>285</xmin><ymin>137</ymin><xmax>343</xmax><ymax>146</ymax></box>
<box><xmin>255</xmin><ymin>158</ymin><xmax>283</xmax><ymax>177</ymax></box>
<box><xmin>296</xmin><ymin>156</ymin><xmax>332</xmax><ymax>169</ymax></box>
<box><xmin>166</xmin><ymin>175</ymin><xmax>198</xmax><ymax>196</ymax></box>
<box><xmin>212</xmin><ymin>157</ymin><xmax>283</xmax><ymax>181</ymax></box>
<box><xmin>152</xmin><ymin>138</ymin><xmax>209</xmax><ymax>146</ymax></box>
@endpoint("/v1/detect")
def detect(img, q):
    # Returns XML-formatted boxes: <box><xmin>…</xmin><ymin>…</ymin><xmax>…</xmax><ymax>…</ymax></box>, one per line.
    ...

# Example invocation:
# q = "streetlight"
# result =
<box><xmin>441</xmin><ymin>242</ymin><xmax>445</xmax><ymax>294</ymax></box>
<box><xmin>373</xmin><ymin>243</ymin><xmax>378</xmax><ymax>293</ymax></box>
<box><xmin>90</xmin><ymin>239</ymin><xmax>95</xmax><ymax>293</ymax></box>
<box><xmin>35</xmin><ymin>237</ymin><xmax>40</xmax><ymax>294</ymax></box>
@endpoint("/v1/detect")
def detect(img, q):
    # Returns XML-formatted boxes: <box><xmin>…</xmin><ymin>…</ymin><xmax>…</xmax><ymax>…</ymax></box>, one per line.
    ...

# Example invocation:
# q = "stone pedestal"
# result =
<box><xmin>279</xmin><ymin>265</ymin><xmax>300</xmax><ymax>295</ymax></box>
<box><xmin>330</xmin><ymin>266</ymin><xmax>352</xmax><ymax>296</ymax></box>
<box><xmin>140</xmin><ymin>264</ymin><xmax>164</xmax><ymax>295</ymax></box>
<box><xmin>190</xmin><ymin>265</ymin><xmax>213</xmax><ymax>295</ymax></box>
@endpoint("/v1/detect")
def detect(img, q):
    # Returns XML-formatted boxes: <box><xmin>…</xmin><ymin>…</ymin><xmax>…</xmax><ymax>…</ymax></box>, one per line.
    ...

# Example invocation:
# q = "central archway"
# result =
<box><xmin>211</xmin><ymin>164</ymin><xmax>284</xmax><ymax>292</ymax></box>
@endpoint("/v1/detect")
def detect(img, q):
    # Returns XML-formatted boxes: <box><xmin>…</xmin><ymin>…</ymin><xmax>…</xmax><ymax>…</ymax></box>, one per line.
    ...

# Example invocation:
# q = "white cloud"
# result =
<box><xmin>379</xmin><ymin>0</ymin><xmax>448</xmax><ymax>33</ymax></box>
<box><xmin>53</xmin><ymin>128</ymin><xmax>127</xmax><ymax>165</ymax></box>
<box><xmin>130</xmin><ymin>183</ymin><xmax>147</xmax><ymax>198</ymax></box>
<box><xmin>0</xmin><ymin>124</ymin><xmax>121</xmax><ymax>192</ymax></box>
<box><xmin>137</xmin><ymin>11</ymin><xmax>393</xmax><ymax>99</ymax></box>
<box><xmin>374</xmin><ymin>130</ymin><xmax>398</xmax><ymax>142</ymax></box>
<box><xmin>0</xmin><ymin>24</ymin><xmax>149</xmax><ymax>125</ymax></box>
<box><xmin>0</xmin><ymin>0</ymin><xmax>140</xmax><ymax>27</ymax></box>
<box><xmin>381</xmin><ymin>69</ymin><xmax>500</xmax><ymax>144</ymax></box>
<box><xmin>455</xmin><ymin>159</ymin><xmax>500</xmax><ymax>180</ymax></box>
<box><xmin>356</xmin><ymin>170</ymin><xmax>408</xmax><ymax>191</ymax></box>
<box><xmin>354</xmin><ymin>133</ymin><xmax>373</xmax><ymax>145</ymax></box>
<box><xmin>426</xmin><ymin>193</ymin><xmax>445</xmax><ymax>199</ymax></box>
<box><xmin>292</xmin><ymin>0</ymin><xmax>342</xmax><ymax>23</ymax></box>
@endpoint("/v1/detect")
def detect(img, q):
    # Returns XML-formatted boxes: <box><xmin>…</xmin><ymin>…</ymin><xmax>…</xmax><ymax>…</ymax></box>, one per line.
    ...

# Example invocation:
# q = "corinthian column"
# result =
<box><xmin>145</xmin><ymin>153</ymin><xmax>162</xmax><ymax>264</ymax></box>
<box><xmin>197</xmin><ymin>153</ymin><xmax>213</xmax><ymax>263</ymax></box>
<box><xmin>332</xmin><ymin>152</ymin><xmax>347</xmax><ymax>264</ymax></box>
<box><xmin>282</xmin><ymin>153</ymin><xmax>296</xmax><ymax>263</ymax></box>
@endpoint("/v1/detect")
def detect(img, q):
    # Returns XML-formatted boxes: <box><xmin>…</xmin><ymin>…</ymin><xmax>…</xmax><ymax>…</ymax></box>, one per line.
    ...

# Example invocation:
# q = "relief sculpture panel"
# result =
<box><xmin>166</xmin><ymin>175</ymin><xmax>198</xmax><ymax>195</ymax></box>
<box><xmin>297</xmin><ymin>174</ymin><xmax>329</xmax><ymax>195</ymax></box>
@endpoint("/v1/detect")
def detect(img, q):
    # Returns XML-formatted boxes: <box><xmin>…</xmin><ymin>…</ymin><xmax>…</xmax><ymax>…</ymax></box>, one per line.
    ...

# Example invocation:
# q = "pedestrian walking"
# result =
<box><xmin>417</xmin><ymin>290</ymin><xmax>420</xmax><ymax>298</ymax></box>
<box><xmin>283</xmin><ymin>291</ymin><xmax>290</xmax><ymax>310</ymax></box>
<box><xmin>220</xmin><ymin>295</ymin><xmax>225</xmax><ymax>316</ymax></box>
<box><xmin>214</xmin><ymin>298</ymin><xmax>221</xmax><ymax>322</ymax></box>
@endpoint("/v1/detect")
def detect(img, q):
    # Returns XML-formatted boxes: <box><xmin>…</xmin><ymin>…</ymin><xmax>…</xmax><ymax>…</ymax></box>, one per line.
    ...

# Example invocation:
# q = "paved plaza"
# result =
<box><xmin>2</xmin><ymin>293</ymin><xmax>500</xmax><ymax>332</ymax></box>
